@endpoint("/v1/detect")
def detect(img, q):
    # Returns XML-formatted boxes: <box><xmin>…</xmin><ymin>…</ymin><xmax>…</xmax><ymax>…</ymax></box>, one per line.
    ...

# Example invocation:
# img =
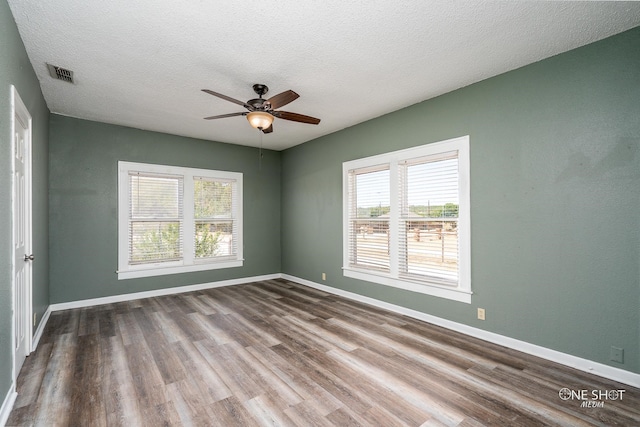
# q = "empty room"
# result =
<box><xmin>1</xmin><ymin>1</ymin><xmax>640</xmax><ymax>426</ymax></box>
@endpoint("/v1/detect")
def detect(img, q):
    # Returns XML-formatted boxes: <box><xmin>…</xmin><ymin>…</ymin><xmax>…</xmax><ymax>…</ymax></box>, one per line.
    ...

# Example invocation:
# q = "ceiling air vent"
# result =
<box><xmin>46</xmin><ymin>63</ymin><xmax>74</xmax><ymax>83</ymax></box>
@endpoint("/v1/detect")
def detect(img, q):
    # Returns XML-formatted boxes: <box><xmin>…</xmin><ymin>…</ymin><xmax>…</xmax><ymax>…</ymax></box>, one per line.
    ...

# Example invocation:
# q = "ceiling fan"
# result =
<box><xmin>202</xmin><ymin>84</ymin><xmax>321</xmax><ymax>134</ymax></box>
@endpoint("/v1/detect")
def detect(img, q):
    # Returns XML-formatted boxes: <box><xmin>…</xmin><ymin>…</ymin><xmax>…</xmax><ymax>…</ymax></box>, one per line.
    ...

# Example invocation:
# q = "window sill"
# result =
<box><xmin>343</xmin><ymin>268</ymin><xmax>472</xmax><ymax>304</ymax></box>
<box><xmin>117</xmin><ymin>259</ymin><xmax>243</xmax><ymax>280</ymax></box>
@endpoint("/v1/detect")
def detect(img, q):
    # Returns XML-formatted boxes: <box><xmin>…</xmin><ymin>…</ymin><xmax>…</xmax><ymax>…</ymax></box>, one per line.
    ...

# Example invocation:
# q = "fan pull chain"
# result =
<box><xmin>258</xmin><ymin>131</ymin><xmax>264</xmax><ymax>170</ymax></box>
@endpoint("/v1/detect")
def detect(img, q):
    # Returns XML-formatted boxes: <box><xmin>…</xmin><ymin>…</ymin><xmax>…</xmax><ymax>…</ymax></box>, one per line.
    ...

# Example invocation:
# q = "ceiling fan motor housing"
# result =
<box><xmin>248</xmin><ymin>98</ymin><xmax>269</xmax><ymax>110</ymax></box>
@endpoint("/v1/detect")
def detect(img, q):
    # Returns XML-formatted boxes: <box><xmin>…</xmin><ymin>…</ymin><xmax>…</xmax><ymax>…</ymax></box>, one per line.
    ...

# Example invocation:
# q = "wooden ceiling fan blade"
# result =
<box><xmin>203</xmin><ymin>112</ymin><xmax>246</xmax><ymax>120</ymax></box>
<box><xmin>267</xmin><ymin>90</ymin><xmax>299</xmax><ymax>109</ymax></box>
<box><xmin>202</xmin><ymin>89</ymin><xmax>252</xmax><ymax>110</ymax></box>
<box><xmin>274</xmin><ymin>111</ymin><xmax>321</xmax><ymax>125</ymax></box>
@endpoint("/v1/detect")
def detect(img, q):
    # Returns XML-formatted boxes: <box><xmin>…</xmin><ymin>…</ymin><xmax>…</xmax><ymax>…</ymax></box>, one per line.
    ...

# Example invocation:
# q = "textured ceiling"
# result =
<box><xmin>7</xmin><ymin>1</ymin><xmax>640</xmax><ymax>150</ymax></box>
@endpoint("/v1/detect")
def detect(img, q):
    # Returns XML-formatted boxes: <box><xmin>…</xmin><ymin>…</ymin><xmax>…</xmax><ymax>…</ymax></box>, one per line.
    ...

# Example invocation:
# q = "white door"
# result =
<box><xmin>12</xmin><ymin>86</ymin><xmax>32</xmax><ymax>380</ymax></box>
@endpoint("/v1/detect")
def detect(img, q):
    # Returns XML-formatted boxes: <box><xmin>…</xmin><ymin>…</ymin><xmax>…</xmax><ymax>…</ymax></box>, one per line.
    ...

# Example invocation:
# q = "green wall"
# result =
<box><xmin>48</xmin><ymin>116</ymin><xmax>281</xmax><ymax>303</ymax></box>
<box><xmin>0</xmin><ymin>0</ymin><xmax>50</xmax><ymax>407</ymax></box>
<box><xmin>281</xmin><ymin>27</ymin><xmax>640</xmax><ymax>373</ymax></box>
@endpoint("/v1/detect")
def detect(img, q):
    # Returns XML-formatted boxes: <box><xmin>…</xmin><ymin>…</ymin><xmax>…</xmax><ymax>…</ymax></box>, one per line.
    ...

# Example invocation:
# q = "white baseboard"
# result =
<box><xmin>0</xmin><ymin>384</ymin><xmax>17</xmax><ymax>427</ymax></box>
<box><xmin>31</xmin><ymin>306</ymin><xmax>51</xmax><ymax>352</ymax></box>
<box><xmin>282</xmin><ymin>274</ymin><xmax>640</xmax><ymax>389</ymax></box>
<box><xmin>49</xmin><ymin>273</ymin><xmax>281</xmax><ymax>311</ymax></box>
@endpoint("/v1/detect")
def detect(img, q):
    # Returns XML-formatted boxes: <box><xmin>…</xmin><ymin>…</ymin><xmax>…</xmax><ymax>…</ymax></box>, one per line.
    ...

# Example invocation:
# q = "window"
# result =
<box><xmin>118</xmin><ymin>162</ymin><xmax>242</xmax><ymax>279</ymax></box>
<box><xmin>343</xmin><ymin>136</ymin><xmax>471</xmax><ymax>303</ymax></box>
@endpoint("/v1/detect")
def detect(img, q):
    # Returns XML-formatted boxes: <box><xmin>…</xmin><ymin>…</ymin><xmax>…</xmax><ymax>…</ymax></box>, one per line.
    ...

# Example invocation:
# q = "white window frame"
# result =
<box><xmin>342</xmin><ymin>136</ymin><xmax>471</xmax><ymax>303</ymax></box>
<box><xmin>117</xmin><ymin>161</ymin><xmax>243</xmax><ymax>280</ymax></box>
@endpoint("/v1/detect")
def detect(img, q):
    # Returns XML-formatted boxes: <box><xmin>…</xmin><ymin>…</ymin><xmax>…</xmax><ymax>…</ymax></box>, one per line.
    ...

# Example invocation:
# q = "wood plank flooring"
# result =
<box><xmin>7</xmin><ymin>279</ymin><xmax>640</xmax><ymax>426</ymax></box>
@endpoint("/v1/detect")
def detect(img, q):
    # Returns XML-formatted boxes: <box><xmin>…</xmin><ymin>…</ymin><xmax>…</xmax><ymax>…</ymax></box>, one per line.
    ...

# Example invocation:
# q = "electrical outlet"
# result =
<box><xmin>322</xmin><ymin>273</ymin><xmax>326</xmax><ymax>281</ymax></box>
<box><xmin>610</xmin><ymin>346</ymin><xmax>624</xmax><ymax>363</ymax></box>
<box><xmin>477</xmin><ymin>308</ymin><xmax>486</xmax><ymax>321</ymax></box>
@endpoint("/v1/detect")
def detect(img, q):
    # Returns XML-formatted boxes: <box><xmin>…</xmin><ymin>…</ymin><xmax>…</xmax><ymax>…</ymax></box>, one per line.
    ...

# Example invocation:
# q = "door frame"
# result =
<box><xmin>10</xmin><ymin>85</ymin><xmax>33</xmax><ymax>383</ymax></box>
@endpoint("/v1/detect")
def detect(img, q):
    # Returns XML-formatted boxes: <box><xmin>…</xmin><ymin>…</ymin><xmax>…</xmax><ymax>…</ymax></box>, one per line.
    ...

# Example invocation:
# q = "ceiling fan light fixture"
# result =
<box><xmin>246</xmin><ymin>111</ymin><xmax>273</xmax><ymax>130</ymax></box>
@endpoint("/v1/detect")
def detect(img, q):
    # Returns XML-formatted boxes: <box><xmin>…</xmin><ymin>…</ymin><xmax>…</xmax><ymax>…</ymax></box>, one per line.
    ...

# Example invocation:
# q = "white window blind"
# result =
<box><xmin>129</xmin><ymin>172</ymin><xmax>183</xmax><ymax>264</ymax></box>
<box><xmin>399</xmin><ymin>152</ymin><xmax>459</xmax><ymax>285</ymax></box>
<box><xmin>347</xmin><ymin>165</ymin><xmax>390</xmax><ymax>271</ymax></box>
<box><xmin>343</xmin><ymin>136</ymin><xmax>471</xmax><ymax>303</ymax></box>
<box><xmin>194</xmin><ymin>177</ymin><xmax>238</xmax><ymax>260</ymax></box>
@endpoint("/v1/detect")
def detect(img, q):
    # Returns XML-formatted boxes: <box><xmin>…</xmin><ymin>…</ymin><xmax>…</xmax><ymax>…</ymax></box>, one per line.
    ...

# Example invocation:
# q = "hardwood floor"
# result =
<box><xmin>7</xmin><ymin>279</ymin><xmax>640</xmax><ymax>426</ymax></box>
